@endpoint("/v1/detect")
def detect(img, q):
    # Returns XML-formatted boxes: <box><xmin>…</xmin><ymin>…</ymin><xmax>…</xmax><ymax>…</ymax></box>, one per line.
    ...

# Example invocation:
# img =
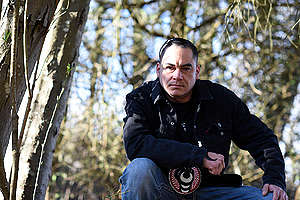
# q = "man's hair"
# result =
<box><xmin>158</xmin><ymin>38</ymin><xmax>198</xmax><ymax>64</ymax></box>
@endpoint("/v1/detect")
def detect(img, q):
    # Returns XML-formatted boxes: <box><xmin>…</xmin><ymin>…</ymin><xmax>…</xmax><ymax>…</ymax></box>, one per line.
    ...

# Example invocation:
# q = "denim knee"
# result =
<box><xmin>120</xmin><ymin>158</ymin><xmax>168</xmax><ymax>199</ymax></box>
<box><xmin>120</xmin><ymin>158</ymin><xmax>160</xmax><ymax>186</ymax></box>
<box><xmin>120</xmin><ymin>158</ymin><xmax>180</xmax><ymax>200</ymax></box>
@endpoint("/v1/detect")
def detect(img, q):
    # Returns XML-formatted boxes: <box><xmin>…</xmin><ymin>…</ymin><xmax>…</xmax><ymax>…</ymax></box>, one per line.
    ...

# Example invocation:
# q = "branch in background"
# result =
<box><xmin>95</xmin><ymin>0</ymin><xmax>158</xmax><ymax>9</ymax></box>
<box><xmin>117</xmin><ymin>29</ymin><xmax>129</xmax><ymax>80</ymax></box>
<box><xmin>126</xmin><ymin>0</ymin><xmax>157</xmax><ymax>8</ymax></box>
<box><xmin>9</xmin><ymin>0</ymin><xmax>20</xmax><ymax>199</ymax></box>
<box><xmin>132</xmin><ymin>58</ymin><xmax>156</xmax><ymax>78</ymax></box>
<box><xmin>191</xmin><ymin>13</ymin><xmax>224</xmax><ymax>34</ymax></box>
<box><xmin>123</xmin><ymin>1</ymin><xmax>166</xmax><ymax>38</ymax></box>
<box><xmin>119</xmin><ymin>52</ymin><xmax>129</xmax><ymax>80</ymax></box>
<box><xmin>128</xmin><ymin>59</ymin><xmax>157</xmax><ymax>86</ymax></box>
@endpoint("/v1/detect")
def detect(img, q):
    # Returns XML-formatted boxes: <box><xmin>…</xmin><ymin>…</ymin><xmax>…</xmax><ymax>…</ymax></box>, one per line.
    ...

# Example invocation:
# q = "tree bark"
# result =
<box><xmin>0</xmin><ymin>156</ymin><xmax>8</xmax><ymax>200</ymax></box>
<box><xmin>0</xmin><ymin>0</ymin><xmax>2</xmax><ymax>20</ymax></box>
<box><xmin>295</xmin><ymin>186</ymin><xmax>300</xmax><ymax>200</ymax></box>
<box><xmin>0</xmin><ymin>0</ymin><xmax>58</xmax><ymax>159</ymax></box>
<box><xmin>16</xmin><ymin>0</ymin><xmax>90</xmax><ymax>199</ymax></box>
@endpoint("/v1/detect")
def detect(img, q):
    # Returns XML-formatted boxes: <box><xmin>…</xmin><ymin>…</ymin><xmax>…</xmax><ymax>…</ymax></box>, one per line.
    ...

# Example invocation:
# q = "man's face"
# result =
<box><xmin>156</xmin><ymin>44</ymin><xmax>200</xmax><ymax>103</ymax></box>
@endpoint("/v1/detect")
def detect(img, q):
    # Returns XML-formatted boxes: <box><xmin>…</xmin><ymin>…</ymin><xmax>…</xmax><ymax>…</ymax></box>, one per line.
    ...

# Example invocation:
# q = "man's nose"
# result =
<box><xmin>173</xmin><ymin>68</ymin><xmax>183</xmax><ymax>80</ymax></box>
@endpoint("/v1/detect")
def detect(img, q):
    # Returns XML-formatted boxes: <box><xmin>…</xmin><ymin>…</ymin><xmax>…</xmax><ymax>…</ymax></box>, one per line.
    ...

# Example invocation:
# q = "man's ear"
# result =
<box><xmin>156</xmin><ymin>62</ymin><xmax>161</xmax><ymax>77</ymax></box>
<box><xmin>196</xmin><ymin>64</ymin><xmax>201</xmax><ymax>79</ymax></box>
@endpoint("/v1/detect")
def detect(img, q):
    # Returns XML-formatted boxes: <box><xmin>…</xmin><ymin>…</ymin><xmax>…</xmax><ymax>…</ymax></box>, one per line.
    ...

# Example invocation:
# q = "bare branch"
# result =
<box><xmin>123</xmin><ymin>1</ymin><xmax>166</xmax><ymax>38</ymax></box>
<box><xmin>191</xmin><ymin>13</ymin><xmax>225</xmax><ymax>31</ymax></box>
<box><xmin>132</xmin><ymin>58</ymin><xmax>156</xmax><ymax>78</ymax></box>
<box><xmin>18</xmin><ymin>56</ymin><xmax>40</xmax><ymax>150</ymax></box>
<box><xmin>126</xmin><ymin>0</ymin><xmax>158</xmax><ymax>8</ymax></box>
<box><xmin>95</xmin><ymin>0</ymin><xmax>158</xmax><ymax>9</ymax></box>
<box><xmin>9</xmin><ymin>0</ymin><xmax>20</xmax><ymax>199</ymax></box>
<box><xmin>18</xmin><ymin>0</ymin><xmax>36</xmax><ymax>150</ymax></box>
<box><xmin>23</xmin><ymin>0</ymin><xmax>31</xmax><ymax>98</ymax></box>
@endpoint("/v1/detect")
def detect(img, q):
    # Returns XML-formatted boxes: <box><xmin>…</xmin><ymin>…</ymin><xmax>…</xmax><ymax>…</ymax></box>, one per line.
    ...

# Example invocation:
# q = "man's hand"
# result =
<box><xmin>262</xmin><ymin>184</ymin><xmax>288</xmax><ymax>200</ymax></box>
<box><xmin>203</xmin><ymin>152</ymin><xmax>225</xmax><ymax>175</ymax></box>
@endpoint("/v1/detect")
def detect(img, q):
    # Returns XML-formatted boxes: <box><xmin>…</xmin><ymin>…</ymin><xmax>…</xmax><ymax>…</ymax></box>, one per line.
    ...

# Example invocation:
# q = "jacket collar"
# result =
<box><xmin>150</xmin><ymin>78</ymin><xmax>213</xmax><ymax>105</ymax></box>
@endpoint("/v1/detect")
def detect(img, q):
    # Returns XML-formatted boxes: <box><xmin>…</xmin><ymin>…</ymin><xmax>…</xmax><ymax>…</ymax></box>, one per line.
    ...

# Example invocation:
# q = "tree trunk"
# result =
<box><xmin>295</xmin><ymin>186</ymin><xmax>300</xmax><ymax>200</ymax></box>
<box><xmin>15</xmin><ymin>0</ymin><xmax>90</xmax><ymax>199</ymax></box>
<box><xmin>0</xmin><ymin>0</ymin><xmax>58</xmax><ymax>159</ymax></box>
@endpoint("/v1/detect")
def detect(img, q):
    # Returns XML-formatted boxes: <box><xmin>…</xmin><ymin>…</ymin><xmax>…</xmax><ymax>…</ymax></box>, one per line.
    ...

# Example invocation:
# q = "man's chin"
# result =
<box><xmin>168</xmin><ymin>92</ymin><xmax>183</xmax><ymax>98</ymax></box>
<box><xmin>164</xmin><ymin>88</ymin><xmax>193</xmax><ymax>102</ymax></box>
<box><xmin>166</xmin><ymin>93</ymin><xmax>190</xmax><ymax>103</ymax></box>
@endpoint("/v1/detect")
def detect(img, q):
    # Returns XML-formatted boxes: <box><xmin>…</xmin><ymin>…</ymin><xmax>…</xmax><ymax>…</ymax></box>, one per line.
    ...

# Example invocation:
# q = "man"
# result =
<box><xmin>120</xmin><ymin>38</ymin><xmax>288</xmax><ymax>200</ymax></box>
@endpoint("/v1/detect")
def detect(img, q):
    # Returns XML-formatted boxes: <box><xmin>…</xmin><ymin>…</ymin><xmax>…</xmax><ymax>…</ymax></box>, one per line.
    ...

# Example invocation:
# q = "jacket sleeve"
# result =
<box><xmin>123</xmin><ymin>90</ymin><xmax>207</xmax><ymax>169</ymax></box>
<box><xmin>231</xmin><ymin>96</ymin><xmax>286</xmax><ymax>191</ymax></box>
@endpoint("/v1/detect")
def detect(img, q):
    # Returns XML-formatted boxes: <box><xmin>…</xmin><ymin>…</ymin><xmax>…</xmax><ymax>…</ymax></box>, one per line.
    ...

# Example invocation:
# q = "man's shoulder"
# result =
<box><xmin>198</xmin><ymin>80</ymin><xmax>230</xmax><ymax>91</ymax></box>
<box><xmin>126</xmin><ymin>79</ymin><xmax>158</xmax><ymax>100</ymax></box>
<box><xmin>196</xmin><ymin>80</ymin><xmax>239</xmax><ymax>101</ymax></box>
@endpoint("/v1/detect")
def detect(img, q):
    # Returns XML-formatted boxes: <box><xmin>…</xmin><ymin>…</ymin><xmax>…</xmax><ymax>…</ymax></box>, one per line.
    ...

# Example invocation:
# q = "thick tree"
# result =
<box><xmin>0</xmin><ymin>0</ymin><xmax>91</xmax><ymax>199</ymax></box>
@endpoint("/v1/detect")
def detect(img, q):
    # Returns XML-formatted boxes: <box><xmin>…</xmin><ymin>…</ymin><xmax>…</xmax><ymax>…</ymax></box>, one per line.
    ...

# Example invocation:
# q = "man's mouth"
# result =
<box><xmin>169</xmin><ymin>84</ymin><xmax>184</xmax><ymax>88</ymax></box>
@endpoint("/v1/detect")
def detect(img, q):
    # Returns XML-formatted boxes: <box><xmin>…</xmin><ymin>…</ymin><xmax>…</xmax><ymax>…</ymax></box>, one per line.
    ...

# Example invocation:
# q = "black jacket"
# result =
<box><xmin>123</xmin><ymin>79</ymin><xmax>286</xmax><ymax>190</ymax></box>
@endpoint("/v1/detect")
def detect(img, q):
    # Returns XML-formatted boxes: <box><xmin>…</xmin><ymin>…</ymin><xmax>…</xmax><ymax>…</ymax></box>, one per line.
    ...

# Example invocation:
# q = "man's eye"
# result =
<box><xmin>165</xmin><ymin>66</ymin><xmax>175</xmax><ymax>71</ymax></box>
<box><xmin>182</xmin><ymin>67</ymin><xmax>192</xmax><ymax>72</ymax></box>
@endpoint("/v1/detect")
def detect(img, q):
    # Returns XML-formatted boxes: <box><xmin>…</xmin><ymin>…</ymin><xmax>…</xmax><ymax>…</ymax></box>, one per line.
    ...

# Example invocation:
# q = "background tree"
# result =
<box><xmin>0</xmin><ymin>0</ymin><xmax>91</xmax><ymax>199</ymax></box>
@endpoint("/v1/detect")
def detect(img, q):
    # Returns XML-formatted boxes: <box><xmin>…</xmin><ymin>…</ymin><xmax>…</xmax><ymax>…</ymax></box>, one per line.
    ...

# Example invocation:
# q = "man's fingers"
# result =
<box><xmin>218</xmin><ymin>160</ymin><xmax>223</xmax><ymax>174</ymax></box>
<box><xmin>205</xmin><ymin>152</ymin><xmax>225</xmax><ymax>175</ymax></box>
<box><xmin>278</xmin><ymin>190</ymin><xmax>285</xmax><ymax>200</ymax></box>
<box><xmin>208</xmin><ymin>161</ymin><xmax>222</xmax><ymax>175</ymax></box>
<box><xmin>279</xmin><ymin>190</ymin><xmax>287</xmax><ymax>200</ymax></box>
<box><xmin>207</xmin><ymin>152</ymin><xmax>218</xmax><ymax>159</ymax></box>
<box><xmin>280</xmin><ymin>189</ymin><xmax>288</xmax><ymax>200</ymax></box>
<box><xmin>208</xmin><ymin>167</ymin><xmax>216</xmax><ymax>175</ymax></box>
<box><xmin>214</xmin><ymin>158</ymin><xmax>224</xmax><ymax>175</ymax></box>
<box><xmin>208</xmin><ymin>168</ymin><xmax>215</xmax><ymax>175</ymax></box>
<box><xmin>263</xmin><ymin>184</ymin><xmax>288</xmax><ymax>200</ymax></box>
<box><xmin>262</xmin><ymin>184</ymin><xmax>269</xmax><ymax>196</ymax></box>
<box><xmin>272</xmin><ymin>189</ymin><xmax>279</xmax><ymax>200</ymax></box>
<box><xmin>219</xmin><ymin>155</ymin><xmax>225</xmax><ymax>170</ymax></box>
<box><xmin>213</xmin><ymin>154</ymin><xmax>224</xmax><ymax>174</ymax></box>
<box><xmin>284</xmin><ymin>192</ymin><xmax>288</xmax><ymax>200</ymax></box>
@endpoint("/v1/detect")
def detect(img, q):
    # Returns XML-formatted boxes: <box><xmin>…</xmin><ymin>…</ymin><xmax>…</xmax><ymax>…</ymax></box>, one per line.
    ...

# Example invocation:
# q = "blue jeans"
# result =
<box><xmin>119</xmin><ymin>158</ymin><xmax>273</xmax><ymax>200</ymax></box>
